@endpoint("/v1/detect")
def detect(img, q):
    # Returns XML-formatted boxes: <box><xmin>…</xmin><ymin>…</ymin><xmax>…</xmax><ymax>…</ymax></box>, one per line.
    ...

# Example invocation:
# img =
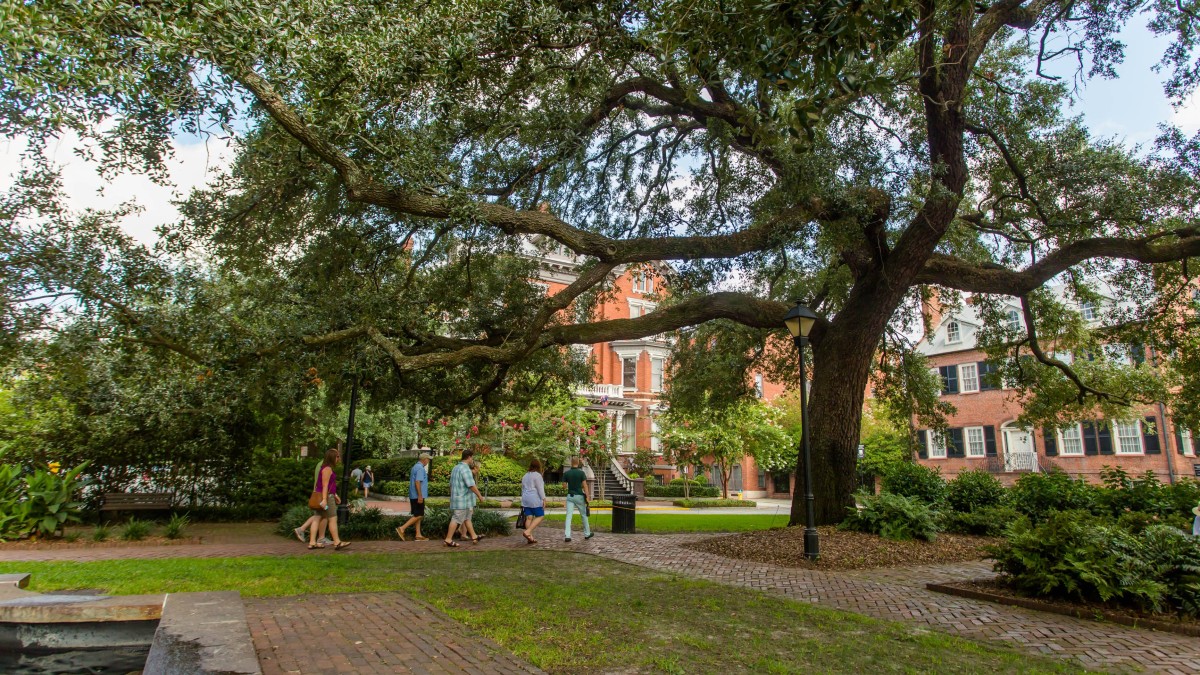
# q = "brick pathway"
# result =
<box><xmin>5</xmin><ymin>533</ymin><xmax>1200</xmax><ymax>673</ymax></box>
<box><xmin>246</xmin><ymin>593</ymin><xmax>541</xmax><ymax>675</ymax></box>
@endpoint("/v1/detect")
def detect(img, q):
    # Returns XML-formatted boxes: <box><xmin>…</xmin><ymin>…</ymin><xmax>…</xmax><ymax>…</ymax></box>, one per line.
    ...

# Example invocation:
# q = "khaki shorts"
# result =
<box><xmin>450</xmin><ymin>508</ymin><xmax>473</xmax><ymax>524</ymax></box>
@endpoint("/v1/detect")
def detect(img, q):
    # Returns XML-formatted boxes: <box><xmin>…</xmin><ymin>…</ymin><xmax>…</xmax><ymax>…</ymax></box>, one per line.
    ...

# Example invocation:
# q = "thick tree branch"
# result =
<box><xmin>917</xmin><ymin>229</ymin><xmax>1200</xmax><ymax>294</ymax></box>
<box><xmin>233</xmin><ymin>69</ymin><xmax>804</xmax><ymax>266</ymax></box>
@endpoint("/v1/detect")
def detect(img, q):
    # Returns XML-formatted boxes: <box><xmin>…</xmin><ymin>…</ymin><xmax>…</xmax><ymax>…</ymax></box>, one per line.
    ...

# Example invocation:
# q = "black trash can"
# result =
<box><xmin>611</xmin><ymin>495</ymin><xmax>637</xmax><ymax>534</ymax></box>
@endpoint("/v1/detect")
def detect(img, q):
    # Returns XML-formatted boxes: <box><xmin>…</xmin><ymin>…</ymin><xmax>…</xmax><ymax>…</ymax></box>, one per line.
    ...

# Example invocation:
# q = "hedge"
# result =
<box><xmin>673</xmin><ymin>498</ymin><xmax>757</xmax><ymax>508</ymax></box>
<box><xmin>378</xmin><ymin>480</ymin><xmax>568</xmax><ymax>498</ymax></box>
<box><xmin>349</xmin><ymin>457</ymin><xmax>418</xmax><ymax>482</ymax></box>
<box><xmin>276</xmin><ymin>505</ymin><xmax>511</xmax><ymax>539</ymax></box>
<box><xmin>645</xmin><ymin>485</ymin><xmax>720</xmax><ymax>498</ymax></box>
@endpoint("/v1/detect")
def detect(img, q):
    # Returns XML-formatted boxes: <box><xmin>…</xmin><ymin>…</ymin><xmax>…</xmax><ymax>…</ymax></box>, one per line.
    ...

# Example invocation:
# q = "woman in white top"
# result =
<box><xmin>520</xmin><ymin>458</ymin><xmax>547</xmax><ymax>544</ymax></box>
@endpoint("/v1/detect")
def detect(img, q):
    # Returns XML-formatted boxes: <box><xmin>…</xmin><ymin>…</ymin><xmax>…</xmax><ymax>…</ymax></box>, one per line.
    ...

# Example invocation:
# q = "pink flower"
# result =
<box><xmin>500</xmin><ymin>420</ymin><xmax>507</xmax><ymax>427</ymax></box>
<box><xmin>587</xmin><ymin>429</ymin><xmax>595</xmax><ymax>436</ymax></box>
<box><xmin>471</xmin><ymin>425</ymin><xmax>479</xmax><ymax>434</ymax></box>
<box><xmin>427</xmin><ymin>419</ymin><xmax>433</xmax><ymax>425</ymax></box>
<box><xmin>441</xmin><ymin>419</ymin><xmax>448</xmax><ymax>426</ymax></box>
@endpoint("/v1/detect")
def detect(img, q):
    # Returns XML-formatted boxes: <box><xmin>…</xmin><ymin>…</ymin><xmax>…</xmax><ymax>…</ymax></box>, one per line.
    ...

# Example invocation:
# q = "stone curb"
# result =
<box><xmin>927</xmin><ymin>579</ymin><xmax>1200</xmax><ymax>638</ymax></box>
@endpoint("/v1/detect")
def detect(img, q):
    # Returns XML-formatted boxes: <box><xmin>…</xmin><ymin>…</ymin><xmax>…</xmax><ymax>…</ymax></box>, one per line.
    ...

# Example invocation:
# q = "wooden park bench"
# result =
<box><xmin>99</xmin><ymin>492</ymin><xmax>173</xmax><ymax>520</ymax></box>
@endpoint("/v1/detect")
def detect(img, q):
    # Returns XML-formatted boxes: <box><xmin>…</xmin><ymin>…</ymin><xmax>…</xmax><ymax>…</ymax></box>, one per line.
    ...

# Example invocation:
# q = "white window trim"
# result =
<box><xmin>1081</xmin><ymin>302</ymin><xmax>1098</xmax><ymax>321</ymax></box>
<box><xmin>1004</xmin><ymin>309</ymin><xmax>1021</xmax><ymax>331</ymax></box>
<box><xmin>651</xmin><ymin>357</ymin><xmax>664</xmax><ymax>393</ymax></box>
<box><xmin>1182</xmin><ymin>428</ymin><xmax>1195</xmax><ymax>457</ymax></box>
<box><xmin>1114</xmin><ymin>420</ymin><xmax>1144</xmax><ymax>455</ymax></box>
<box><xmin>627</xmin><ymin>298</ymin><xmax>656</xmax><ymax>319</ymax></box>
<box><xmin>946</xmin><ymin>321</ymin><xmax>962</xmax><ymax>344</ymax></box>
<box><xmin>1057</xmin><ymin>424</ymin><xmax>1085</xmax><ymax>456</ymax></box>
<box><xmin>965</xmin><ymin>426</ymin><xmax>986</xmax><ymax>458</ymax></box>
<box><xmin>958</xmin><ymin>363</ymin><xmax>979</xmax><ymax>393</ymax></box>
<box><xmin>621</xmin><ymin>356</ymin><xmax>638</xmax><ymax>390</ymax></box>
<box><xmin>927</xmin><ymin>431</ymin><xmax>947</xmax><ymax>459</ymax></box>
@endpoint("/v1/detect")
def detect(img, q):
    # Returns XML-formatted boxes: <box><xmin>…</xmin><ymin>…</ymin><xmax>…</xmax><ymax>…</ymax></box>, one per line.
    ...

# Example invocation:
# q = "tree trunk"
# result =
<box><xmin>789</xmin><ymin>278</ymin><xmax>915</xmax><ymax>525</ymax></box>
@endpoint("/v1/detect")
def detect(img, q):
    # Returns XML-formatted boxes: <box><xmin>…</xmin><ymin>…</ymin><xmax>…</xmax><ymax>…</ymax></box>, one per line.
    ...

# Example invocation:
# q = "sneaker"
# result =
<box><xmin>585</xmin><ymin>533</ymin><xmax>594</xmax><ymax>540</ymax></box>
<box><xmin>564</xmin><ymin>538</ymin><xmax>572</xmax><ymax>542</ymax></box>
<box><xmin>322</xmin><ymin>537</ymin><xmax>334</xmax><ymax>545</ymax></box>
<box><xmin>293</xmin><ymin>527</ymin><xmax>305</xmax><ymax>543</ymax></box>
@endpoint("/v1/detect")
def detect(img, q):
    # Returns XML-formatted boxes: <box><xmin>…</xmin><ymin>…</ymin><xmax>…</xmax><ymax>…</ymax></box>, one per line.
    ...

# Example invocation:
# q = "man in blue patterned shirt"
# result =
<box><xmin>445</xmin><ymin>449</ymin><xmax>484</xmax><ymax>547</ymax></box>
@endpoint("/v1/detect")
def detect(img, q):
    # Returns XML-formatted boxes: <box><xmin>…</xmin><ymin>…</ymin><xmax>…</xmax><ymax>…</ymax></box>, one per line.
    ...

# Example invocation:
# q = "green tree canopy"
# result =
<box><xmin>4</xmin><ymin>0</ymin><xmax>1200</xmax><ymax>522</ymax></box>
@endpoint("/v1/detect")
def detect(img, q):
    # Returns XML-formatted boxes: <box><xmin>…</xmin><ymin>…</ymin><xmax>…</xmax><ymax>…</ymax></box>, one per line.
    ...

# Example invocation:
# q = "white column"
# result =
<box><xmin>615</xmin><ymin>411</ymin><xmax>627</xmax><ymax>454</ymax></box>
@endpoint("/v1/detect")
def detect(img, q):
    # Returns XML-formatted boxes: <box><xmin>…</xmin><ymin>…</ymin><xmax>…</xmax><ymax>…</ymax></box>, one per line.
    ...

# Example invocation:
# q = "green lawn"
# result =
<box><xmin>1</xmin><ymin>552</ymin><xmax>1079</xmax><ymax>674</ymax></box>
<box><xmin>539</xmin><ymin>512</ymin><xmax>790</xmax><ymax>533</ymax></box>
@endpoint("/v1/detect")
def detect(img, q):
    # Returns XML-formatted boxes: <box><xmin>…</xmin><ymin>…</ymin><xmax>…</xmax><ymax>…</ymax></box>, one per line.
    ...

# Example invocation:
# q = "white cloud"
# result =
<box><xmin>0</xmin><ymin>133</ymin><xmax>235</xmax><ymax>245</ymax></box>
<box><xmin>1170</xmin><ymin>89</ymin><xmax>1200</xmax><ymax>135</ymax></box>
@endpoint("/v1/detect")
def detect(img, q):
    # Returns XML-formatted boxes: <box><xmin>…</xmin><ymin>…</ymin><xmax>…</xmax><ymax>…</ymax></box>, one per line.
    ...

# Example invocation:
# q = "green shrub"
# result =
<box><xmin>276</xmin><ymin>505</ymin><xmax>311</xmax><ymax>536</ymax></box>
<box><xmin>645</xmin><ymin>484</ymin><xmax>720</xmax><ymax>498</ymax></box>
<box><xmin>91</xmin><ymin>525</ymin><xmax>110</xmax><ymax>542</ymax></box>
<box><xmin>945</xmin><ymin>470</ymin><xmax>1004</xmax><ymax>513</ymax></box>
<box><xmin>1164</xmin><ymin>478</ymin><xmax>1200</xmax><ymax>520</ymax></box>
<box><xmin>939</xmin><ymin>505</ymin><xmax>1020</xmax><ymax>537</ymax></box>
<box><xmin>0</xmin><ymin>464</ymin><xmax>24</xmax><ymax>540</ymax></box>
<box><xmin>673</xmin><ymin>498</ymin><xmax>757</xmax><ymax>508</ymax></box>
<box><xmin>0</xmin><ymin>462</ymin><xmax>88</xmax><ymax>539</ymax></box>
<box><xmin>839</xmin><ymin>493</ymin><xmax>938</xmax><ymax>542</ymax></box>
<box><xmin>164</xmin><ymin>513</ymin><xmax>190</xmax><ymax>539</ymax></box>
<box><xmin>1095</xmin><ymin>467</ymin><xmax>1173</xmax><ymax>518</ymax></box>
<box><xmin>988</xmin><ymin>510</ymin><xmax>1200</xmax><ymax>615</ymax></box>
<box><xmin>377</xmin><ymin>480</ymin><xmax>408</xmax><ymax>496</ymax></box>
<box><xmin>221</xmin><ymin>458</ymin><xmax>320</xmax><ymax>518</ymax></box>
<box><xmin>1003</xmin><ymin>470</ymin><xmax>1097</xmax><ymax>524</ymax></box>
<box><xmin>350</xmin><ymin>457</ymin><xmax>418</xmax><ymax>482</ymax></box>
<box><xmin>881</xmin><ymin>462</ymin><xmax>946</xmax><ymax>505</ymax></box>
<box><xmin>120</xmin><ymin>518</ymin><xmax>152</xmax><ymax>541</ymax></box>
<box><xmin>1139</xmin><ymin>524</ymin><xmax>1200</xmax><ymax>617</ymax></box>
<box><xmin>668</xmin><ymin>477</ymin><xmax>709</xmax><ymax>486</ymax></box>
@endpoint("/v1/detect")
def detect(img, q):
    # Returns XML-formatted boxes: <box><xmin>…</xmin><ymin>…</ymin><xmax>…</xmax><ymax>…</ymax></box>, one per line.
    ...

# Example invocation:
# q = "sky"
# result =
<box><xmin>0</xmin><ymin>18</ymin><xmax>1196</xmax><ymax>248</ymax></box>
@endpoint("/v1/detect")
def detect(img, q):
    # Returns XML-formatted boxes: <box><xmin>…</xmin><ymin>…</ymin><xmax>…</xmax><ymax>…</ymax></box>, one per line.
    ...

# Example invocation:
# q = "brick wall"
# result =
<box><xmin>915</xmin><ymin>348</ymin><xmax>1198</xmax><ymax>484</ymax></box>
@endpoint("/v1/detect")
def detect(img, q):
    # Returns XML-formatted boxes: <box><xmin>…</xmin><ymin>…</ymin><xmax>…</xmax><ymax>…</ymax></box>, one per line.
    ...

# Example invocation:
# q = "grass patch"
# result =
<box><xmin>0</xmin><ymin>551</ymin><xmax>1078</xmax><ymax>674</ymax></box>
<box><xmin>541</xmin><ymin>512</ymin><xmax>789</xmax><ymax>533</ymax></box>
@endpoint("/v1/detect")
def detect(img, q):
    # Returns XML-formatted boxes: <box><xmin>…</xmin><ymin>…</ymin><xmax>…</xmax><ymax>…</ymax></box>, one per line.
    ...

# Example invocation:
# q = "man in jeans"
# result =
<box><xmin>444</xmin><ymin>449</ymin><xmax>484</xmax><ymax>547</ymax></box>
<box><xmin>395</xmin><ymin>452</ymin><xmax>430</xmax><ymax>541</ymax></box>
<box><xmin>562</xmin><ymin>456</ymin><xmax>593</xmax><ymax>542</ymax></box>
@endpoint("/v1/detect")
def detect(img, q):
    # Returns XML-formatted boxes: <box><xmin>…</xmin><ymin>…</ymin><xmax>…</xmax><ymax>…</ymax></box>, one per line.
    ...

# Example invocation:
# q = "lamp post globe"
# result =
<box><xmin>784</xmin><ymin>300</ymin><xmax>819</xmax><ymax>560</ymax></box>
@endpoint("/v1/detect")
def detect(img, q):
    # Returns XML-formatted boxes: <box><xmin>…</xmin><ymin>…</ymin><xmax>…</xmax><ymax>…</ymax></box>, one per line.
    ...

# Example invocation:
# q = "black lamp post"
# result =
<box><xmin>337</xmin><ymin>377</ymin><xmax>359</xmax><ymax>524</ymax></box>
<box><xmin>784</xmin><ymin>300</ymin><xmax>819</xmax><ymax>560</ymax></box>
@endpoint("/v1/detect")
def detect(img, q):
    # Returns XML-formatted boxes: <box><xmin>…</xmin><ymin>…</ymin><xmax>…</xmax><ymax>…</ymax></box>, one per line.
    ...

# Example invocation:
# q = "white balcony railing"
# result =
<box><xmin>576</xmin><ymin>383</ymin><xmax>625</xmax><ymax>399</ymax></box>
<box><xmin>1004</xmin><ymin>452</ymin><xmax>1039</xmax><ymax>473</ymax></box>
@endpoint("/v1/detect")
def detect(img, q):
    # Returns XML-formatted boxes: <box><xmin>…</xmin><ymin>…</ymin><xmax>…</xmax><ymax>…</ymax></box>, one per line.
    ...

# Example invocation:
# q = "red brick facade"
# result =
<box><xmin>918</xmin><ymin>347</ymin><xmax>1199</xmax><ymax>484</ymax></box>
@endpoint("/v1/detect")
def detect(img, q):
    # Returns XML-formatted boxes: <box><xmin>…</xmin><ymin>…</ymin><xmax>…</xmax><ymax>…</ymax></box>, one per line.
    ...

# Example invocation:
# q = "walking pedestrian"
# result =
<box><xmin>396</xmin><ymin>453</ymin><xmax>430</xmax><ymax>541</ymax></box>
<box><xmin>362</xmin><ymin>465</ymin><xmax>374</xmax><ymax>499</ymax></box>
<box><xmin>310</xmin><ymin>448</ymin><xmax>351</xmax><ymax>551</ymax></box>
<box><xmin>520</xmin><ymin>458</ymin><xmax>546</xmax><ymax>544</ymax></box>
<box><xmin>444</xmin><ymin>449</ymin><xmax>485</xmax><ymax>547</ymax></box>
<box><xmin>295</xmin><ymin>459</ymin><xmax>333</xmax><ymax>544</ymax></box>
<box><xmin>1192</xmin><ymin>502</ymin><xmax>1199</xmax><ymax>537</ymax></box>
<box><xmin>562</xmin><ymin>456</ymin><xmax>593</xmax><ymax>542</ymax></box>
<box><xmin>350</xmin><ymin>465</ymin><xmax>363</xmax><ymax>491</ymax></box>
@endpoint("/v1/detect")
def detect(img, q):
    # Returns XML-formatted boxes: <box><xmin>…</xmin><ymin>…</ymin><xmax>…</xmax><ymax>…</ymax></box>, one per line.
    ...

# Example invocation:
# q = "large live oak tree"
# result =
<box><xmin>4</xmin><ymin>0</ymin><xmax>1200</xmax><ymax>523</ymax></box>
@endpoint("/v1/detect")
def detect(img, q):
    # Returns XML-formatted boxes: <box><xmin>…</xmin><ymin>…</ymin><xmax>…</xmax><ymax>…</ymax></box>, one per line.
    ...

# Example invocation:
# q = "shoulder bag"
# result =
<box><xmin>308</xmin><ymin>467</ymin><xmax>326</xmax><ymax>509</ymax></box>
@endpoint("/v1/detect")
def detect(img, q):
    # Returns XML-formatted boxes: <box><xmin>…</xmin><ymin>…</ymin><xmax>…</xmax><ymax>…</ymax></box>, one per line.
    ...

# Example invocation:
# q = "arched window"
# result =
<box><xmin>946</xmin><ymin>321</ymin><xmax>961</xmax><ymax>344</ymax></box>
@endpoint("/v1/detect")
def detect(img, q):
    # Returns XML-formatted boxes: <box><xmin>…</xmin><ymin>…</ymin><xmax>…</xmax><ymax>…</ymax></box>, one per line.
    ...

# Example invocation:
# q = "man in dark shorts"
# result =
<box><xmin>396</xmin><ymin>452</ymin><xmax>431</xmax><ymax>541</ymax></box>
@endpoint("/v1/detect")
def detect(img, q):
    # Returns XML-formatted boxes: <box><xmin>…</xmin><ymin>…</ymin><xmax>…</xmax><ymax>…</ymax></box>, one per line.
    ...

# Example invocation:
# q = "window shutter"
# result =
<box><xmin>1096</xmin><ymin>421</ymin><xmax>1113</xmax><ymax>456</ymax></box>
<box><xmin>948</xmin><ymin>428</ymin><xmax>965</xmax><ymax>458</ymax></box>
<box><xmin>1193</xmin><ymin>431</ymin><xmax>1200</xmax><ymax>455</ymax></box>
<box><xmin>1083</xmin><ymin>421</ymin><xmax>1100</xmax><ymax>455</ymax></box>
<box><xmin>1143</xmin><ymin>416</ymin><xmax>1161</xmax><ymax>454</ymax></box>
<box><xmin>978</xmin><ymin>362</ymin><xmax>996</xmax><ymax>391</ymax></box>
<box><xmin>1043</xmin><ymin>428</ymin><xmax>1058</xmax><ymax>456</ymax></box>
<box><xmin>984</xmin><ymin>426</ymin><xmax>998</xmax><ymax>456</ymax></box>
<box><xmin>918</xmin><ymin>430</ymin><xmax>929</xmax><ymax>459</ymax></box>
<box><xmin>1131</xmin><ymin>343</ymin><xmax>1145</xmax><ymax>365</ymax></box>
<box><xmin>939</xmin><ymin>366</ymin><xmax>958</xmax><ymax>394</ymax></box>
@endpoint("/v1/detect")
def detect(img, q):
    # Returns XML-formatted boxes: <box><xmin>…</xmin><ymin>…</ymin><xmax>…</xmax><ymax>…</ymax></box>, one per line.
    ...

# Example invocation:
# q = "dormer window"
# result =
<box><xmin>1081</xmin><ymin>301</ymin><xmax>1097</xmax><ymax>321</ymax></box>
<box><xmin>946</xmin><ymin>321</ymin><xmax>961</xmax><ymax>344</ymax></box>
<box><xmin>1004</xmin><ymin>309</ymin><xmax>1021</xmax><ymax>331</ymax></box>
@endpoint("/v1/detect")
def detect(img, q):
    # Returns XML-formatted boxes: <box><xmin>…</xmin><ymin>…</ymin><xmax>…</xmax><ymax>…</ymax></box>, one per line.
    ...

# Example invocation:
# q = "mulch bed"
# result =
<box><xmin>931</xmin><ymin>578</ymin><xmax>1200</xmax><ymax>637</ymax></box>
<box><xmin>686</xmin><ymin>526</ymin><xmax>997</xmax><ymax>570</ymax></box>
<box><xmin>0</xmin><ymin>535</ymin><xmax>203</xmax><ymax>550</ymax></box>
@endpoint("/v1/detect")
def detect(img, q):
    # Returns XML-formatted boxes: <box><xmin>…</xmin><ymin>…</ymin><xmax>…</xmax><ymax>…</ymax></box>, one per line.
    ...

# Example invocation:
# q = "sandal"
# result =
<box><xmin>334</xmin><ymin>542</ymin><xmax>351</xmax><ymax>551</ymax></box>
<box><xmin>414</xmin><ymin>536</ymin><xmax>428</xmax><ymax>541</ymax></box>
<box><xmin>522</xmin><ymin>531</ymin><xmax>534</xmax><ymax>544</ymax></box>
<box><xmin>308</xmin><ymin>544</ymin><xmax>324</xmax><ymax>550</ymax></box>
<box><xmin>395</xmin><ymin>527</ymin><xmax>406</xmax><ymax>541</ymax></box>
<box><xmin>471</xmin><ymin>534</ymin><xmax>486</xmax><ymax>544</ymax></box>
<box><xmin>444</xmin><ymin>540</ymin><xmax>460</xmax><ymax>548</ymax></box>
